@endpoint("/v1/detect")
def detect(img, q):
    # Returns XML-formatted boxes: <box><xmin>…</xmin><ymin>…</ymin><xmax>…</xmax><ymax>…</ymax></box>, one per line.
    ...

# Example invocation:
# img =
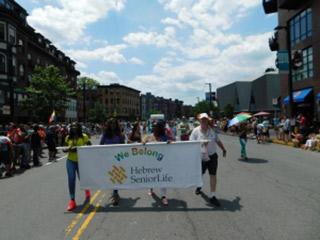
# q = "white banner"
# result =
<box><xmin>77</xmin><ymin>141</ymin><xmax>203</xmax><ymax>190</ymax></box>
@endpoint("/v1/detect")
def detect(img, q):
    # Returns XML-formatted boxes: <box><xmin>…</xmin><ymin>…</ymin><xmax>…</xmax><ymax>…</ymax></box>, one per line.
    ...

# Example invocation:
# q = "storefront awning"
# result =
<box><xmin>283</xmin><ymin>88</ymin><xmax>312</xmax><ymax>105</ymax></box>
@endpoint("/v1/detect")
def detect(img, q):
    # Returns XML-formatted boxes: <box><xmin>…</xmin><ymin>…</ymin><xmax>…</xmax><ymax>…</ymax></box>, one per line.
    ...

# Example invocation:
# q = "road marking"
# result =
<box><xmin>65</xmin><ymin>190</ymin><xmax>101</xmax><ymax>237</ymax></box>
<box><xmin>72</xmin><ymin>194</ymin><xmax>105</xmax><ymax>240</ymax></box>
<box><xmin>44</xmin><ymin>155</ymin><xmax>67</xmax><ymax>166</ymax></box>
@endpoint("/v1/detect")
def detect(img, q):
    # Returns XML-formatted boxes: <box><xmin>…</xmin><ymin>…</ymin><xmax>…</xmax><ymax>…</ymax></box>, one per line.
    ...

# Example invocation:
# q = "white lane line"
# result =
<box><xmin>44</xmin><ymin>155</ymin><xmax>67</xmax><ymax>166</ymax></box>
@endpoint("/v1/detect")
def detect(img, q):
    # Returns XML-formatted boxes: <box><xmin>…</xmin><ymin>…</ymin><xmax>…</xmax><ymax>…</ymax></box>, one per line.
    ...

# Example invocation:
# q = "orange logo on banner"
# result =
<box><xmin>108</xmin><ymin>165</ymin><xmax>127</xmax><ymax>184</ymax></box>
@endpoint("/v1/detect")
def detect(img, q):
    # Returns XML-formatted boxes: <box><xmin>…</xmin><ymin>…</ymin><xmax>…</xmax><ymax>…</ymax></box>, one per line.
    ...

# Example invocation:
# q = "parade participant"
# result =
<box><xmin>100</xmin><ymin>118</ymin><xmax>125</xmax><ymax>206</ymax></box>
<box><xmin>65</xmin><ymin>122</ymin><xmax>91</xmax><ymax>211</ymax></box>
<box><xmin>142</xmin><ymin>120</ymin><xmax>170</xmax><ymax>206</ymax></box>
<box><xmin>0</xmin><ymin>135</ymin><xmax>13</xmax><ymax>177</ymax></box>
<box><xmin>128</xmin><ymin>121</ymin><xmax>142</xmax><ymax>143</ymax></box>
<box><xmin>238</xmin><ymin>122</ymin><xmax>248</xmax><ymax>160</ymax></box>
<box><xmin>190</xmin><ymin>113</ymin><xmax>227</xmax><ymax>207</ymax></box>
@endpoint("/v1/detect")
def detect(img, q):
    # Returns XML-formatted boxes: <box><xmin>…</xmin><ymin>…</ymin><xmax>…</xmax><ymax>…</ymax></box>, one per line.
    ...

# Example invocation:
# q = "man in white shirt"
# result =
<box><xmin>190</xmin><ymin>113</ymin><xmax>227</xmax><ymax>207</ymax></box>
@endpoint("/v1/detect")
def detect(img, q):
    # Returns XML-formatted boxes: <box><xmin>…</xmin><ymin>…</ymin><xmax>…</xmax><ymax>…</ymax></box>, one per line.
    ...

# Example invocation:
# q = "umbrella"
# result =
<box><xmin>253</xmin><ymin>111</ymin><xmax>271</xmax><ymax>117</ymax></box>
<box><xmin>228</xmin><ymin>114</ymin><xmax>252</xmax><ymax>127</ymax></box>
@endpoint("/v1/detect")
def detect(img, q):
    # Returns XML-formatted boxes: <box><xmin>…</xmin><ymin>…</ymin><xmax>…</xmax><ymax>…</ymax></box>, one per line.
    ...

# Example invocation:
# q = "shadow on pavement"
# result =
<box><xmin>200</xmin><ymin>192</ymin><xmax>242</xmax><ymax>212</ymax></box>
<box><xmin>238</xmin><ymin>158</ymin><xmax>268</xmax><ymax>164</ymax></box>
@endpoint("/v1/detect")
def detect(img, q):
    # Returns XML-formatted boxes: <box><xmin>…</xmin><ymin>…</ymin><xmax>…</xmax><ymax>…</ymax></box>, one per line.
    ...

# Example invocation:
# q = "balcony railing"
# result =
<box><xmin>279</xmin><ymin>0</ymin><xmax>307</xmax><ymax>10</ymax></box>
<box><xmin>263</xmin><ymin>0</ymin><xmax>278</xmax><ymax>14</ymax></box>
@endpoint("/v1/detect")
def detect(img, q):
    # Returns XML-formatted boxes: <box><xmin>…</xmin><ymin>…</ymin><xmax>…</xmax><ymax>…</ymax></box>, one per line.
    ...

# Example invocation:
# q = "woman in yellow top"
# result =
<box><xmin>65</xmin><ymin>122</ymin><xmax>91</xmax><ymax>211</ymax></box>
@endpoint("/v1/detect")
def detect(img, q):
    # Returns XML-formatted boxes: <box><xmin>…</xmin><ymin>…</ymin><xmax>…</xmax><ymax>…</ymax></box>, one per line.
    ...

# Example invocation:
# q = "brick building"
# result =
<box><xmin>0</xmin><ymin>0</ymin><xmax>79</xmax><ymax>123</ymax></box>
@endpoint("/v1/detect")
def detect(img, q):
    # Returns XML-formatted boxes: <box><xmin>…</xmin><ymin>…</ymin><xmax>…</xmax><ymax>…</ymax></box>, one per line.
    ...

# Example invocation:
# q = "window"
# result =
<box><xmin>0</xmin><ymin>90</ymin><xmax>5</xmax><ymax>104</ymax></box>
<box><xmin>290</xmin><ymin>8</ymin><xmax>312</xmax><ymax>46</ymax></box>
<box><xmin>0</xmin><ymin>53</ymin><xmax>6</xmax><ymax>73</ymax></box>
<box><xmin>19</xmin><ymin>64</ymin><xmax>24</xmax><ymax>77</ymax></box>
<box><xmin>0</xmin><ymin>22</ymin><xmax>6</xmax><ymax>41</ymax></box>
<box><xmin>8</xmin><ymin>25</ymin><xmax>16</xmax><ymax>44</ymax></box>
<box><xmin>292</xmin><ymin>47</ymin><xmax>313</xmax><ymax>81</ymax></box>
<box><xmin>12</xmin><ymin>56</ymin><xmax>16</xmax><ymax>75</ymax></box>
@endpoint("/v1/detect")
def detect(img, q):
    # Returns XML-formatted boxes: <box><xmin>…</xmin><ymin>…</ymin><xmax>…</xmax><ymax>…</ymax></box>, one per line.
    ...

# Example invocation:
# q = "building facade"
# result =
<box><xmin>140</xmin><ymin>92</ymin><xmax>184</xmax><ymax>120</ymax></box>
<box><xmin>0</xmin><ymin>0</ymin><xmax>79</xmax><ymax>123</ymax></box>
<box><xmin>217</xmin><ymin>73</ymin><xmax>281</xmax><ymax>114</ymax></box>
<box><xmin>98</xmin><ymin>84</ymin><xmax>140</xmax><ymax>120</ymax></box>
<box><xmin>263</xmin><ymin>0</ymin><xmax>320</xmax><ymax>120</ymax></box>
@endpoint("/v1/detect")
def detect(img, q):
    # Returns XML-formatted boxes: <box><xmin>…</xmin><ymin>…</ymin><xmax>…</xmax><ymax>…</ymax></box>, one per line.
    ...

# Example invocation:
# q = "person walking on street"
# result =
<box><xmin>65</xmin><ymin>122</ymin><xmax>92</xmax><ymax>211</ymax></box>
<box><xmin>100</xmin><ymin>118</ymin><xmax>125</xmax><ymax>206</ymax></box>
<box><xmin>190</xmin><ymin>113</ymin><xmax>227</xmax><ymax>207</ymax></box>
<box><xmin>0</xmin><ymin>135</ymin><xmax>13</xmax><ymax>177</ymax></box>
<box><xmin>142</xmin><ymin>120</ymin><xmax>171</xmax><ymax>206</ymax></box>
<box><xmin>238</xmin><ymin>122</ymin><xmax>248</xmax><ymax>160</ymax></box>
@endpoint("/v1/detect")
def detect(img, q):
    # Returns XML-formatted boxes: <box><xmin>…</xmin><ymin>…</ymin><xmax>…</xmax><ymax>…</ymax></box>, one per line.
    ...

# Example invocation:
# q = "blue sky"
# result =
<box><xmin>16</xmin><ymin>0</ymin><xmax>277</xmax><ymax>105</ymax></box>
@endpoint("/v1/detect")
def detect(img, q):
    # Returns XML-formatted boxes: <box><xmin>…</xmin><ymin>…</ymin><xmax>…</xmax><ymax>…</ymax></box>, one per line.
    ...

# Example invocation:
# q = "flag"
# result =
<box><xmin>49</xmin><ymin>110</ymin><xmax>56</xmax><ymax>123</ymax></box>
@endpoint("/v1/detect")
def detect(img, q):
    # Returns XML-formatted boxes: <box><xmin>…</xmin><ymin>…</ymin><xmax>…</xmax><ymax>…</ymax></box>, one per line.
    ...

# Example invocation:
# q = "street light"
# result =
<box><xmin>275</xmin><ymin>24</ymin><xmax>294</xmax><ymax>118</ymax></box>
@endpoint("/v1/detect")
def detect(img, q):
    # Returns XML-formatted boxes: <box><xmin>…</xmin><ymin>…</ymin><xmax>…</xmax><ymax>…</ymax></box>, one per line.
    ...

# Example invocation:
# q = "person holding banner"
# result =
<box><xmin>100</xmin><ymin>118</ymin><xmax>125</xmax><ymax>206</ymax></box>
<box><xmin>190</xmin><ymin>113</ymin><xmax>227</xmax><ymax>207</ymax></box>
<box><xmin>65</xmin><ymin>122</ymin><xmax>92</xmax><ymax>211</ymax></box>
<box><xmin>142</xmin><ymin>120</ymin><xmax>170</xmax><ymax>206</ymax></box>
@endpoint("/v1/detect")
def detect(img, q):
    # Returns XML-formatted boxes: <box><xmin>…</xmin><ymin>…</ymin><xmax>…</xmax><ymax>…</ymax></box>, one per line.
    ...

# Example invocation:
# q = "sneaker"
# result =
<box><xmin>67</xmin><ymin>199</ymin><xmax>76</xmax><ymax>211</ymax></box>
<box><xmin>111</xmin><ymin>193</ymin><xmax>120</xmax><ymax>206</ymax></box>
<box><xmin>161</xmin><ymin>196</ymin><xmax>168</xmax><ymax>206</ymax></box>
<box><xmin>85</xmin><ymin>189</ymin><xmax>91</xmax><ymax>200</ymax></box>
<box><xmin>195</xmin><ymin>187</ymin><xmax>202</xmax><ymax>195</ymax></box>
<box><xmin>210</xmin><ymin>196</ymin><xmax>221</xmax><ymax>207</ymax></box>
<box><xmin>148</xmin><ymin>188</ymin><xmax>154</xmax><ymax>196</ymax></box>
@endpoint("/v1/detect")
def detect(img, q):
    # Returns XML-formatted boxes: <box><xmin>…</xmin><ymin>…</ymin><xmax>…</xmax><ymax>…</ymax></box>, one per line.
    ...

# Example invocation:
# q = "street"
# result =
<box><xmin>0</xmin><ymin>134</ymin><xmax>319</xmax><ymax>240</ymax></box>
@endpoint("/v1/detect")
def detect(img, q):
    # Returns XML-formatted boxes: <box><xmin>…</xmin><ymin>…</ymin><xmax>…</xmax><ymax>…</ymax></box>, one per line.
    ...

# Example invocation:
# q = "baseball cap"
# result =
<box><xmin>198</xmin><ymin>113</ymin><xmax>211</xmax><ymax>120</ymax></box>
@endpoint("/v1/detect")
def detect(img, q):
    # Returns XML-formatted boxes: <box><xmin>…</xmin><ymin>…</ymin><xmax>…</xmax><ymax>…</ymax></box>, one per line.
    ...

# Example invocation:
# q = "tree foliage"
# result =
<box><xmin>22</xmin><ymin>65</ymin><xmax>75</xmax><ymax>121</ymax></box>
<box><xmin>77</xmin><ymin>77</ymin><xmax>99</xmax><ymax>90</ymax></box>
<box><xmin>193</xmin><ymin>100</ymin><xmax>219</xmax><ymax>118</ymax></box>
<box><xmin>223</xmin><ymin>104</ymin><xmax>234</xmax><ymax>118</ymax></box>
<box><xmin>88</xmin><ymin>102</ymin><xmax>107</xmax><ymax>123</ymax></box>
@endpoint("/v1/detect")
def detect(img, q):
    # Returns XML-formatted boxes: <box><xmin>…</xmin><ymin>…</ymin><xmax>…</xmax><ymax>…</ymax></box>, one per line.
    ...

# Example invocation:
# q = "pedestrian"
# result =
<box><xmin>0</xmin><ymin>135</ymin><xmax>13</xmax><ymax>177</ymax></box>
<box><xmin>46</xmin><ymin>125</ymin><xmax>57</xmax><ymax>161</ymax></box>
<box><xmin>31</xmin><ymin>125</ymin><xmax>42</xmax><ymax>167</ymax></box>
<box><xmin>238</xmin><ymin>122</ymin><xmax>248</xmax><ymax>160</ymax></box>
<box><xmin>142</xmin><ymin>119</ymin><xmax>171</xmax><ymax>206</ymax></box>
<box><xmin>190</xmin><ymin>113</ymin><xmax>227</xmax><ymax>207</ymax></box>
<box><xmin>65</xmin><ymin>122</ymin><xmax>92</xmax><ymax>211</ymax></box>
<box><xmin>100</xmin><ymin>118</ymin><xmax>125</xmax><ymax>206</ymax></box>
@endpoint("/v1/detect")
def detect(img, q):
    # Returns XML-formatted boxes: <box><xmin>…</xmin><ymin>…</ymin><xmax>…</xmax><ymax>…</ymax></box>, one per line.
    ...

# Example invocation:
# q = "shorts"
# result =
<box><xmin>284</xmin><ymin>130</ymin><xmax>289</xmax><ymax>134</ymax></box>
<box><xmin>202</xmin><ymin>153</ymin><xmax>218</xmax><ymax>176</ymax></box>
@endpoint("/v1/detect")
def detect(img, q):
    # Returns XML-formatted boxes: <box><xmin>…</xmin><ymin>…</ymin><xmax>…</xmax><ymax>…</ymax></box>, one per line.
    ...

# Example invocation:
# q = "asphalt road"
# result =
<box><xmin>0</xmin><ymin>135</ymin><xmax>319</xmax><ymax>240</ymax></box>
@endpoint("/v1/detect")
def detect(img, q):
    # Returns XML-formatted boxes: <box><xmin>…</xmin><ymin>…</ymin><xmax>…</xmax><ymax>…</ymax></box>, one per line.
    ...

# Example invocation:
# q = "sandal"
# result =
<box><xmin>161</xmin><ymin>196</ymin><xmax>168</xmax><ymax>206</ymax></box>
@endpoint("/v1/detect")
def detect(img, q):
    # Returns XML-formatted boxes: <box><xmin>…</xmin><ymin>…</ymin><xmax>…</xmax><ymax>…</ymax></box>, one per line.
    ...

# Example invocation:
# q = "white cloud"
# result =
<box><xmin>128</xmin><ymin>32</ymin><xmax>275</xmax><ymax>105</ymax></box>
<box><xmin>81</xmin><ymin>71</ymin><xmax>121</xmax><ymax>85</ymax></box>
<box><xmin>27</xmin><ymin>0</ymin><xmax>126</xmax><ymax>44</ymax></box>
<box><xmin>66</xmin><ymin>44</ymin><xmax>127</xmax><ymax>64</ymax></box>
<box><xmin>123</xmin><ymin>27</ymin><xmax>178</xmax><ymax>48</ymax></box>
<box><xmin>159</xmin><ymin>0</ymin><xmax>260</xmax><ymax>32</ymax></box>
<box><xmin>129</xmin><ymin>57</ymin><xmax>144</xmax><ymax>65</ymax></box>
<box><xmin>161</xmin><ymin>17</ymin><xmax>183</xmax><ymax>28</ymax></box>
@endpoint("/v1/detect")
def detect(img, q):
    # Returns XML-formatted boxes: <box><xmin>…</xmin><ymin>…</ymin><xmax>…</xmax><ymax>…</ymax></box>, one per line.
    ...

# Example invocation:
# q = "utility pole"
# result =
<box><xmin>206</xmin><ymin>83</ymin><xmax>213</xmax><ymax>115</ymax></box>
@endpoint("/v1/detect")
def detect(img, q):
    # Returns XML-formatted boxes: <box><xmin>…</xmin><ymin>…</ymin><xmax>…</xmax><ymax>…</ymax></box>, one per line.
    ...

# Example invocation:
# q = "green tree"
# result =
<box><xmin>192</xmin><ymin>100</ymin><xmax>210</xmax><ymax>116</ymax></box>
<box><xmin>88</xmin><ymin>102</ymin><xmax>107</xmax><ymax>123</ymax></box>
<box><xmin>77</xmin><ymin>77</ymin><xmax>99</xmax><ymax>90</ymax></box>
<box><xmin>22</xmin><ymin>65</ymin><xmax>75</xmax><ymax>122</ymax></box>
<box><xmin>223</xmin><ymin>104</ymin><xmax>234</xmax><ymax>118</ymax></box>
